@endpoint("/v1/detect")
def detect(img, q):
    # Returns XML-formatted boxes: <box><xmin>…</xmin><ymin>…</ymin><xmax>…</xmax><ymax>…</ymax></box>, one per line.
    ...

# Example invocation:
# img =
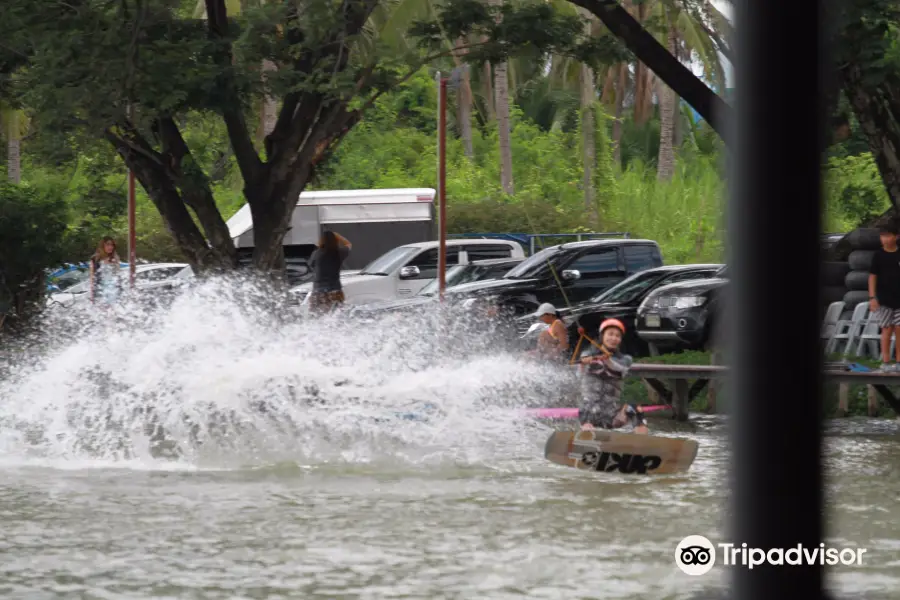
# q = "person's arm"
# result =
<box><xmin>605</xmin><ymin>352</ymin><xmax>633</xmax><ymax>377</ymax></box>
<box><xmin>333</xmin><ymin>232</ymin><xmax>352</xmax><ymax>249</ymax></box>
<box><xmin>870</xmin><ymin>253</ymin><xmax>880</xmax><ymax>312</ymax></box>
<box><xmin>552</xmin><ymin>320</ymin><xmax>568</xmax><ymax>351</ymax></box>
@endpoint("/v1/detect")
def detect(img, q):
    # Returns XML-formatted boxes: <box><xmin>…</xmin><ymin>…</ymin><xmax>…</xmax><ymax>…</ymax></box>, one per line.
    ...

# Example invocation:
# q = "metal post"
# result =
<box><xmin>437</xmin><ymin>75</ymin><xmax>448</xmax><ymax>300</ymax></box>
<box><xmin>729</xmin><ymin>0</ymin><xmax>826</xmax><ymax>596</ymax></box>
<box><xmin>127</xmin><ymin>105</ymin><xmax>136</xmax><ymax>289</ymax></box>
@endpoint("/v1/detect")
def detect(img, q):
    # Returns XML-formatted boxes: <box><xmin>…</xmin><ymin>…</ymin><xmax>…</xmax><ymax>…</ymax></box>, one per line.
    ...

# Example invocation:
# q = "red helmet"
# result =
<box><xmin>599</xmin><ymin>318</ymin><xmax>626</xmax><ymax>335</ymax></box>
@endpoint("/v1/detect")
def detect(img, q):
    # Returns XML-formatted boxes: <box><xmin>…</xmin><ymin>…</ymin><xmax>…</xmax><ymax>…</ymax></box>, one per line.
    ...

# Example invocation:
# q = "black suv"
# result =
<box><xmin>635</xmin><ymin>265</ymin><xmax>728</xmax><ymax>353</ymax></box>
<box><xmin>446</xmin><ymin>239</ymin><xmax>664</xmax><ymax>321</ymax></box>
<box><xmin>547</xmin><ymin>264</ymin><xmax>723</xmax><ymax>357</ymax></box>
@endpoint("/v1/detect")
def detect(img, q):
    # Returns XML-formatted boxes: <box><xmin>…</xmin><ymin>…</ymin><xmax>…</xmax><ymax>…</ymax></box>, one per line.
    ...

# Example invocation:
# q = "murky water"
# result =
<box><xmin>1</xmin><ymin>278</ymin><xmax>898</xmax><ymax>599</ymax></box>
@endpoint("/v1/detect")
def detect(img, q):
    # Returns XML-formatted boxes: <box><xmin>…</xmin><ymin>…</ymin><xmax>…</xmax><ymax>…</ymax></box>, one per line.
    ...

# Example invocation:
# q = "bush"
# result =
<box><xmin>0</xmin><ymin>182</ymin><xmax>69</xmax><ymax>325</ymax></box>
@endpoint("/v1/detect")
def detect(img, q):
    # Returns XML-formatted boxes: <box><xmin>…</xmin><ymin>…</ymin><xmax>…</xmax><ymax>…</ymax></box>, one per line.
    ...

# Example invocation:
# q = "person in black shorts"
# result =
<box><xmin>868</xmin><ymin>219</ymin><xmax>900</xmax><ymax>370</ymax></box>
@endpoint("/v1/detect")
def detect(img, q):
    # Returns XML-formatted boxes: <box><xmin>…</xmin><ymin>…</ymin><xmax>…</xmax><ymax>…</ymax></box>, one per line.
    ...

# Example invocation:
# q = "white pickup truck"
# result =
<box><xmin>289</xmin><ymin>238</ymin><xmax>525</xmax><ymax>309</ymax></box>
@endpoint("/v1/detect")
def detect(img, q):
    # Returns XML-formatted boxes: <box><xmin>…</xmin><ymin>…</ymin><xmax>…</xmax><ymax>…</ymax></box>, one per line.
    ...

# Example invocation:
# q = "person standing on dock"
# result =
<box><xmin>868</xmin><ymin>219</ymin><xmax>900</xmax><ymax>371</ymax></box>
<box><xmin>308</xmin><ymin>230</ymin><xmax>352</xmax><ymax>315</ymax></box>
<box><xmin>578</xmin><ymin>319</ymin><xmax>649</xmax><ymax>434</ymax></box>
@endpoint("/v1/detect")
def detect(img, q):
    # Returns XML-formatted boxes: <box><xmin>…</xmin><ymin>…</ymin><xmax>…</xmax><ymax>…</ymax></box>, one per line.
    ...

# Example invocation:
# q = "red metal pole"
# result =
<box><xmin>127</xmin><ymin>105</ymin><xmax>136</xmax><ymax>289</ymax></box>
<box><xmin>438</xmin><ymin>77</ymin><xmax>447</xmax><ymax>301</ymax></box>
<box><xmin>128</xmin><ymin>168</ymin><xmax>136</xmax><ymax>288</ymax></box>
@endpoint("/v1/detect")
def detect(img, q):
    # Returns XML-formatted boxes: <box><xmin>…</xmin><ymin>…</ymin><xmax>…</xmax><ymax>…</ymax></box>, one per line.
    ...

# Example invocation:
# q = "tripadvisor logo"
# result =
<box><xmin>675</xmin><ymin>535</ymin><xmax>867</xmax><ymax>575</ymax></box>
<box><xmin>675</xmin><ymin>535</ymin><xmax>716</xmax><ymax>576</ymax></box>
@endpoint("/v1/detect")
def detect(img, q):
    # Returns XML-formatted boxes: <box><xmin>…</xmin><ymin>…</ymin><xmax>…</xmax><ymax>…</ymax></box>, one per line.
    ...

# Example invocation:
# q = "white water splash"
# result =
<box><xmin>0</xmin><ymin>276</ymin><xmax>578</xmax><ymax>470</ymax></box>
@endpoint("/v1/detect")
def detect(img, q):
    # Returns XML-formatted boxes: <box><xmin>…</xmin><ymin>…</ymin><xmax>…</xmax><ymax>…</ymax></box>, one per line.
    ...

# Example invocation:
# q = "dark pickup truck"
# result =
<box><xmin>445</xmin><ymin>239</ymin><xmax>665</xmax><ymax>328</ymax></box>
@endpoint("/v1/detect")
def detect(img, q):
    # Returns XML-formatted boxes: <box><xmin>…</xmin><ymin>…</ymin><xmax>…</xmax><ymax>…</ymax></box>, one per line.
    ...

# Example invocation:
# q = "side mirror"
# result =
<box><xmin>562</xmin><ymin>269</ymin><xmax>581</xmax><ymax>282</ymax></box>
<box><xmin>399</xmin><ymin>265</ymin><xmax>421</xmax><ymax>279</ymax></box>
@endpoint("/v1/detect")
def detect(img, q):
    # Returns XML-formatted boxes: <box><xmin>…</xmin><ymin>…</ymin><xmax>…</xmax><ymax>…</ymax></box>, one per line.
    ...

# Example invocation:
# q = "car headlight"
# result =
<box><xmin>656</xmin><ymin>295</ymin><xmax>706</xmax><ymax>309</ymax></box>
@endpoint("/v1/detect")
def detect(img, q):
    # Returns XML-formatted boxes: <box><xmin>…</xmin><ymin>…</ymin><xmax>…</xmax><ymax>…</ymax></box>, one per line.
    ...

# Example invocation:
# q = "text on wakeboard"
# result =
<box><xmin>571</xmin><ymin>451</ymin><xmax>663</xmax><ymax>474</ymax></box>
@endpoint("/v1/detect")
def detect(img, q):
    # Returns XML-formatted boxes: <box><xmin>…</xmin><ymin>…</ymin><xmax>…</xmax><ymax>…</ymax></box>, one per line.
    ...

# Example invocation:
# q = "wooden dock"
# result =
<box><xmin>626</xmin><ymin>363</ymin><xmax>900</xmax><ymax>421</ymax></box>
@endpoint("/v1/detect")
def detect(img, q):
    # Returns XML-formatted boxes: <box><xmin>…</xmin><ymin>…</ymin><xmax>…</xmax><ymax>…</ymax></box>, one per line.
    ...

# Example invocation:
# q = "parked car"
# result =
<box><xmin>47</xmin><ymin>263</ymin><xmax>193</xmax><ymax>308</ymax></box>
<box><xmin>635</xmin><ymin>265</ymin><xmax>728</xmax><ymax>353</ymax></box>
<box><xmin>347</xmin><ymin>257</ymin><xmax>523</xmax><ymax>318</ymax></box>
<box><xmin>289</xmin><ymin>238</ymin><xmax>526</xmax><ymax>310</ymax></box>
<box><xmin>523</xmin><ymin>264</ymin><xmax>724</xmax><ymax>357</ymax></box>
<box><xmin>47</xmin><ymin>262</ymin><xmax>128</xmax><ymax>293</ymax></box>
<box><xmin>443</xmin><ymin>239</ymin><xmax>665</xmax><ymax>323</ymax></box>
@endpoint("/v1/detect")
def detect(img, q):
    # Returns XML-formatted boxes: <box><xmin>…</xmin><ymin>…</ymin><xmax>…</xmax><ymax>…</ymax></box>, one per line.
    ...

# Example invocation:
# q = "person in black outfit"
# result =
<box><xmin>868</xmin><ymin>219</ymin><xmax>900</xmax><ymax>370</ymax></box>
<box><xmin>308</xmin><ymin>230</ymin><xmax>351</xmax><ymax>315</ymax></box>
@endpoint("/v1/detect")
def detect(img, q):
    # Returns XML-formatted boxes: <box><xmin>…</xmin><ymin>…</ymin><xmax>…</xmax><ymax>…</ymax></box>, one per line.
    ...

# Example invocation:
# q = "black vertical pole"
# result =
<box><xmin>729</xmin><ymin>0</ymin><xmax>827</xmax><ymax>597</ymax></box>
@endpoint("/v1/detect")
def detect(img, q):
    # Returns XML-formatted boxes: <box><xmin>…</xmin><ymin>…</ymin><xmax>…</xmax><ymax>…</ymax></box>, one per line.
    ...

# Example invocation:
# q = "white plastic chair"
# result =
<box><xmin>856</xmin><ymin>311</ymin><xmax>898</xmax><ymax>359</ymax></box>
<box><xmin>825</xmin><ymin>303</ymin><xmax>869</xmax><ymax>356</ymax></box>
<box><xmin>820</xmin><ymin>301</ymin><xmax>845</xmax><ymax>346</ymax></box>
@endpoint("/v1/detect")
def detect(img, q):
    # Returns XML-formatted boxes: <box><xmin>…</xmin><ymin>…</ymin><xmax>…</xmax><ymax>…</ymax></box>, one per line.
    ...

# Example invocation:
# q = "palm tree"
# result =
<box><xmin>1</xmin><ymin>104</ymin><xmax>25</xmax><ymax>184</ymax></box>
<box><xmin>656</xmin><ymin>11</ymin><xmax>679</xmax><ymax>181</ymax></box>
<box><xmin>487</xmin><ymin>0</ymin><xmax>514</xmax><ymax>195</ymax></box>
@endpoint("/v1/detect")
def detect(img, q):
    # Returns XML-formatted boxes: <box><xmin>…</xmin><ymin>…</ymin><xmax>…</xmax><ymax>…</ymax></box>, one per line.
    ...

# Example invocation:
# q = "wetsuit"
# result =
<box><xmin>578</xmin><ymin>346</ymin><xmax>645</xmax><ymax>429</ymax></box>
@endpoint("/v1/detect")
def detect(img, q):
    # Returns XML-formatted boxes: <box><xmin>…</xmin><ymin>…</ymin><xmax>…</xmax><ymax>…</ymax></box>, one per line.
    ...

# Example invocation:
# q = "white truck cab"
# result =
<box><xmin>289</xmin><ymin>238</ymin><xmax>525</xmax><ymax>309</ymax></box>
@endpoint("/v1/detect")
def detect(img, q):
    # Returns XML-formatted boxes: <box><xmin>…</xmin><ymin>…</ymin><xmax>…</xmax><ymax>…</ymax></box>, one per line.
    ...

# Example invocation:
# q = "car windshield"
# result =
<box><xmin>360</xmin><ymin>246</ymin><xmax>420</xmax><ymax>276</ymax></box>
<box><xmin>503</xmin><ymin>246</ymin><xmax>564</xmax><ymax>279</ymax></box>
<box><xmin>419</xmin><ymin>265</ymin><xmax>468</xmax><ymax>296</ymax></box>
<box><xmin>419</xmin><ymin>262</ymin><xmax>515</xmax><ymax>296</ymax></box>
<box><xmin>51</xmin><ymin>268</ymin><xmax>90</xmax><ymax>291</ymax></box>
<box><xmin>590</xmin><ymin>269</ymin><xmax>664</xmax><ymax>304</ymax></box>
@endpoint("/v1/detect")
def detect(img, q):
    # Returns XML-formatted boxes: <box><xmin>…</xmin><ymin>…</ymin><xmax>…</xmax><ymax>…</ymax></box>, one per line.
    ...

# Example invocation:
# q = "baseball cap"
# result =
<box><xmin>531</xmin><ymin>303</ymin><xmax>558</xmax><ymax>318</ymax></box>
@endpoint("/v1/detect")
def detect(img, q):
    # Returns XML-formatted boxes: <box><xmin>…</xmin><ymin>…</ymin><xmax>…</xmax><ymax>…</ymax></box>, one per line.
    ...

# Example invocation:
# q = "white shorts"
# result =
<box><xmin>876</xmin><ymin>307</ymin><xmax>900</xmax><ymax>328</ymax></box>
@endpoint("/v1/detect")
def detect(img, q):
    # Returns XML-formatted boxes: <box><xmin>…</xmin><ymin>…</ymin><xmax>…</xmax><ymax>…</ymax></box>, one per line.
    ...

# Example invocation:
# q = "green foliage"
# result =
<box><xmin>8</xmin><ymin>65</ymin><xmax>877</xmax><ymax>268</ymax></box>
<box><xmin>314</xmin><ymin>69</ymin><xmax>726</xmax><ymax>263</ymax></box>
<box><xmin>414</xmin><ymin>0</ymin><xmax>630</xmax><ymax>69</ymax></box>
<box><xmin>0</xmin><ymin>182</ymin><xmax>69</xmax><ymax>316</ymax></box>
<box><xmin>823</xmin><ymin>153</ymin><xmax>892</xmax><ymax>230</ymax></box>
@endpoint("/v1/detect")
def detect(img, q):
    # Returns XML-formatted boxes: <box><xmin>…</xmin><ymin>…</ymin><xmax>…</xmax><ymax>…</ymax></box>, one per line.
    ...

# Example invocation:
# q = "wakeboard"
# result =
<box><xmin>544</xmin><ymin>429</ymin><xmax>698</xmax><ymax>475</ymax></box>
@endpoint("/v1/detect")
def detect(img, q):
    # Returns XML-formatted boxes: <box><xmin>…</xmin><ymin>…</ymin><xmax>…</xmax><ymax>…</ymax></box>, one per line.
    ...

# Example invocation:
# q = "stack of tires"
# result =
<box><xmin>823</xmin><ymin>260</ymin><xmax>850</xmax><ymax>306</ymax></box>
<box><xmin>843</xmin><ymin>228</ymin><xmax>881</xmax><ymax>306</ymax></box>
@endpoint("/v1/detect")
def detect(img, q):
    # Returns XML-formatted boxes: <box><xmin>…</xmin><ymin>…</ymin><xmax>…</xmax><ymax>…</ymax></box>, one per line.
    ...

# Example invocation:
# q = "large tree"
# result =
<box><xmin>1</xmin><ymin>0</ymin><xmax>606</xmax><ymax>273</ymax></box>
<box><xmin>832</xmin><ymin>0</ymin><xmax>900</xmax><ymax>210</ymax></box>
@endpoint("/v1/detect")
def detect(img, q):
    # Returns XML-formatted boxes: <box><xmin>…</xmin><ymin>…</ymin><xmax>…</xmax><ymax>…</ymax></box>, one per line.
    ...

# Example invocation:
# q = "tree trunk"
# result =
<box><xmin>495</xmin><ymin>60</ymin><xmax>514</xmax><ymax>195</ymax></box>
<box><xmin>579</xmin><ymin>9</ymin><xmax>596</xmax><ymax>219</ymax></box>
<box><xmin>613</xmin><ymin>66</ymin><xmax>626</xmax><ymax>166</ymax></box>
<box><xmin>7</xmin><ymin>136</ymin><xmax>20</xmax><ymax>184</ymax></box>
<box><xmin>482</xmin><ymin>62</ymin><xmax>495</xmax><ymax>122</ymax></box>
<box><xmin>455</xmin><ymin>38</ymin><xmax>474</xmax><ymax>159</ymax></box>
<box><xmin>656</xmin><ymin>23</ymin><xmax>678</xmax><ymax>182</ymax></box>
<box><xmin>259</xmin><ymin>59</ymin><xmax>278</xmax><ymax>151</ymax></box>
<box><xmin>840</xmin><ymin>65</ymin><xmax>900</xmax><ymax>209</ymax></box>
<box><xmin>570</xmin><ymin>0</ymin><xmax>730</xmax><ymax>143</ymax></box>
<box><xmin>107</xmin><ymin>136</ymin><xmax>226</xmax><ymax>270</ymax></box>
<box><xmin>673</xmin><ymin>101</ymin><xmax>684</xmax><ymax>149</ymax></box>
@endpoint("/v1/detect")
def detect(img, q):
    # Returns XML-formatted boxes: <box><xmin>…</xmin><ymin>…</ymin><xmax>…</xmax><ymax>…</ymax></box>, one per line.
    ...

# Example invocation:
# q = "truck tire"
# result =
<box><xmin>845</xmin><ymin>270</ymin><xmax>870</xmax><ymax>291</ymax></box>
<box><xmin>843</xmin><ymin>290</ymin><xmax>869</xmax><ymax>307</ymax></box>
<box><xmin>846</xmin><ymin>228</ymin><xmax>882</xmax><ymax>251</ymax></box>
<box><xmin>822</xmin><ymin>261</ymin><xmax>851</xmax><ymax>287</ymax></box>
<box><xmin>849</xmin><ymin>250</ymin><xmax>875</xmax><ymax>272</ymax></box>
